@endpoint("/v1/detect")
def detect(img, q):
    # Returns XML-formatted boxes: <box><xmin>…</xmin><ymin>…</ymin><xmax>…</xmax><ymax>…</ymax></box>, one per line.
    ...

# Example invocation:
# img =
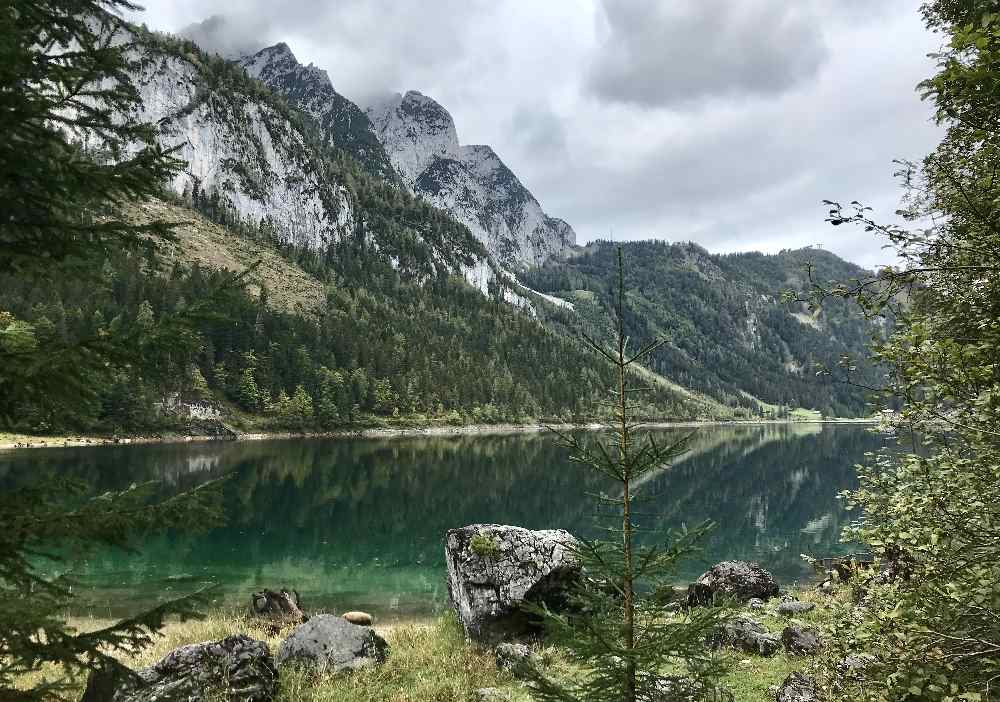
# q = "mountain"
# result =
<box><xmin>1</xmin><ymin>22</ymin><xmax>880</xmax><ymax>437</ymax></box>
<box><xmin>237</xmin><ymin>42</ymin><xmax>575</xmax><ymax>269</ymax></box>
<box><xmin>237</xmin><ymin>43</ymin><xmax>397</xmax><ymax>183</ymax></box>
<box><xmin>366</xmin><ymin>91</ymin><xmax>576</xmax><ymax>268</ymax></box>
<box><xmin>118</xmin><ymin>28</ymin><xmax>490</xmax><ymax>284</ymax></box>
<box><xmin>121</xmin><ymin>29</ymin><xmax>875</xmax><ymax>421</ymax></box>
<box><xmin>521</xmin><ymin>241</ymin><xmax>882</xmax><ymax>417</ymax></box>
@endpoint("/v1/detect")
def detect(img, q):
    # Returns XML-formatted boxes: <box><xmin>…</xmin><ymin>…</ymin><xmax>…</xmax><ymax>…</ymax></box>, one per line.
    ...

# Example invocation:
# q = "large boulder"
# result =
<box><xmin>706</xmin><ymin>616</ymin><xmax>780</xmax><ymax>657</ymax></box>
<box><xmin>82</xmin><ymin>635</ymin><xmax>276</xmax><ymax>702</ymax></box>
<box><xmin>688</xmin><ymin>561</ymin><xmax>779</xmax><ymax>606</ymax></box>
<box><xmin>445</xmin><ymin>524</ymin><xmax>581</xmax><ymax>644</ymax></box>
<box><xmin>276</xmin><ymin>614</ymin><xmax>388</xmax><ymax>673</ymax></box>
<box><xmin>776</xmin><ymin>672</ymin><xmax>819</xmax><ymax>702</ymax></box>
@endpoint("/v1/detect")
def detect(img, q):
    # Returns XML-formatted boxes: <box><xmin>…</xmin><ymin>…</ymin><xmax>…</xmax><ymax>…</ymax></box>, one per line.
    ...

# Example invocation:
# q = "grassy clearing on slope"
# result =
<box><xmin>16</xmin><ymin>586</ymin><xmax>848</xmax><ymax>701</ymax></box>
<box><xmin>125</xmin><ymin>198</ymin><xmax>327</xmax><ymax>316</ymax></box>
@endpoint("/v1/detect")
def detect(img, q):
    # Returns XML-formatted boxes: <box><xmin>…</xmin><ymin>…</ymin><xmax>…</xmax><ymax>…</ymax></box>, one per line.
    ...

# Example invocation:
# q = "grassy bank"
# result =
<box><xmin>18</xmin><ymin>586</ymin><xmax>845</xmax><ymax>701</ymax></box>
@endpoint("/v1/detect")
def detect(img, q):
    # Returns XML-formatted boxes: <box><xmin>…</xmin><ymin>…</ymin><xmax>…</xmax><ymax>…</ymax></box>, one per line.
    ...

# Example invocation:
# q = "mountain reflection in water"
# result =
<box><xmin>0</xmin><ymin>424</ymin><xmax>886</xmax><ymax>621</ymax></box>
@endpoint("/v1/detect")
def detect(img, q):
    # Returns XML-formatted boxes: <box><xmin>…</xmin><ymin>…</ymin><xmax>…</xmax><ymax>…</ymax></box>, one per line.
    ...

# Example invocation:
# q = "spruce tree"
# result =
<box><xmin>0</xmin><ymin>0</ymin><xmax>181</xmax><ymax>275</ymax></box>
<box><xmin>0</xmin><ymin>1</ymin><xmax>227</xmax><ymax>698</ymax></box>
<box><xmin>526</xmin><ymin>248</ymin><xmax>729</xmax><ymax>702</ymax></box>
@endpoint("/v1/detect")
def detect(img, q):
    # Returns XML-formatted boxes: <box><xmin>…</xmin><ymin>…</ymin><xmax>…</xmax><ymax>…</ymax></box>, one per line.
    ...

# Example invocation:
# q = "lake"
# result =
<box><xmin>0</xmin><ymin>423</ymin><xmax>886</xmax><ymax>622</ymax></box>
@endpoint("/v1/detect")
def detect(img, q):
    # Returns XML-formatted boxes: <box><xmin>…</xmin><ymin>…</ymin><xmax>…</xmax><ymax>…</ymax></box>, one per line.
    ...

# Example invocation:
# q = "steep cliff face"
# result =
<box><xmin>367</xmin><ymin>91</ymin><xmax>576</xmax><ymax>268</ymax></box>
<box><xmin>123</xmin><ymin>43</ymin><xmax>353</xmax><ymax>251</ymax></box>
<box><xmin>238</xmin><ymin>44</ymin><xmax>398</xmax><ymax>183</ymax></box>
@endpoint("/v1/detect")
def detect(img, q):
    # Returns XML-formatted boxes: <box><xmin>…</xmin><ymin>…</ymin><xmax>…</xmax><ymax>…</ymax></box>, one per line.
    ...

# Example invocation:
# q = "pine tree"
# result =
<box><xmin>0</xmin><ymin>1</ymin><xmax>227</xmax><ymax>698</ymax></box>
<box><xmin>0</xmin><ymin>0</ymin><xmax>182</xmax><ymax>274</ymax></box>
<box><xmin>237</xmin><ymin>367</ymin><xmax>261</xmax><ymax>411</ymax></box>
<box><xmin>526</xmin><ymin>248</ymin><xmax>729</xmax><ymax>702</ymax></box>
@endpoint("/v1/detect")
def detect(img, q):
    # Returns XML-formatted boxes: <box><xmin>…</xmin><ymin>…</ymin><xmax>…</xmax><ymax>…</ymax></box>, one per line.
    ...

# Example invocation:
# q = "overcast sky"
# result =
<box><xmin>126</xmin><ymin>1</ymin><xmax>943</xmax><ymax>269</ymax></box>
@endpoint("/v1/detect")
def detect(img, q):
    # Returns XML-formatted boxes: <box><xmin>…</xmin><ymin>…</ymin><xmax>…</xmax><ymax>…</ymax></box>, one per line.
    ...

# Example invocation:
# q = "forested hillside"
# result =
<box><xmin>521</xmin><ymin>241</ymin><xmax>881</xmax><ymax>417</ymax></box>
<box><xmin>0</xmin><ymin>197</ymin><xmax>718</xmax><ymax>434</ymax></box>
<box><xmin>0</xmin><ymin>20</ymin><xmax>876</xmax><ymax>436</ymax></box>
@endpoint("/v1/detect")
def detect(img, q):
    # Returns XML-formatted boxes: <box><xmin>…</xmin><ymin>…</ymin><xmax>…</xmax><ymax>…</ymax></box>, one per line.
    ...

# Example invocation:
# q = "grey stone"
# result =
<box><xmin>688</xmin><ymin>561</ymin><xmax>779</xmax><ymax>606</ymax></box>
<box><xmin>776</xmin><ymin>672</ymin><xmax>819</xmax><ymax>702</ymax></box>
<box><xmin>82</xmin><ymin>635</ymin><xmax>277</xmax><ymax>702</ymax></box>
<box><xmin>747</xmin><ymin>597</ymin><xmax>765</xmax><ymax>611</ymax></box>
<box><xmin>276</xmin><ymin>614</ymin><xmax>388</xmax><ymax>673</ymax></box>
<box><xmin>707</xmin><ymin>616</ymin><xmax>780</xmax><ymax>657</ymax></box>
<box><xmin>250</xmin><ymin>588</ymin><xmax>305</xmax><ymax>629</ymax></box>
<box><xmin>445</xmin><ymin>524</ymin><xmax>581</xmax><ymax>644</ymax></box>
<box><xmin>837</xmin><ymin>653</ymin><xmax>877</xmax><ymax>682</ymax></box>
<box><xmin>639</xmin><ymin>674</ymin><xmax>732</xmax><ymax>702</ymax></box>
<box><xmin>653</xmin><ymin>584</ymin><xmax>691</xmax><ymax>605</ymax></box>
<box><xmin>475</xmin><ymin>688</ymin><xmax>513</xmax><ymax>702</ymax></box>
<box><xmin>777</xmin><ymin>600</ymin><xmax>815</xmax><ymax>616</ymax></box>
<box><xmin>495</xmin><ymin>642</ymin><xmax>539</xmax><ymax>677</ymax></box>
<box><xmin>782</xmin><ymin>625</ymin><xmax>823</xmax><ymax>655</ymax></box>
<box><xmin>342</xmin><ymin>611</ymin><xmax>373</xmax><ymax>626</ymax></box>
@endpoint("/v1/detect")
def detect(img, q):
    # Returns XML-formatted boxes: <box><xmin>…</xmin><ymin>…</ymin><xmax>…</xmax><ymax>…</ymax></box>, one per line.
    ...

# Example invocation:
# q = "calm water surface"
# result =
<box><xmin>0</xmin><ymin>424</ymin><xmax>886</xmax><ymax>622</ymax></box>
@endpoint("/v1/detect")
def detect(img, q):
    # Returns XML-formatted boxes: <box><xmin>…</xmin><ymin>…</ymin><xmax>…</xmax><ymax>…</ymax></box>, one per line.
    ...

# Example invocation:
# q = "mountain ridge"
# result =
<box><xmin>237</xmin><ymin>43</ymin><xmax>398</xmax><ymax>183</ymax></box>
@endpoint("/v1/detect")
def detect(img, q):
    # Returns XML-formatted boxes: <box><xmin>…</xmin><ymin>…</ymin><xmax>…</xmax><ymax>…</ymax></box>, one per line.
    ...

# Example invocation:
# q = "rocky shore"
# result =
<box><xmin>0</xmin><ymin>417</ymin><xmax>875</xmax><ymax>451</ymax></box>
<box><xmin>74</xmin><ymin>523</ymin><xmax>877</xmax><ymax>702</ymax></box>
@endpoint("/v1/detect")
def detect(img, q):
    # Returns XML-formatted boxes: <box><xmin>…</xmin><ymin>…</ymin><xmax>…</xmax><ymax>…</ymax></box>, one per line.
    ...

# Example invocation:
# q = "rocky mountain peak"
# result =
<box><xmin>239</xmin><ymin>44</ymin><xmax>396</xmax><ymax>181</ymax></box>
<box><xmin>366</xmin><ymin>91</ymin><xmax>460</xmax><ymax>187</ymax></box>
<box><xmin>240</xmin><ymin>43</ymin><xmax>575</xmax><ymax>268</ymax></box>
<box><xmin>366</xmin><ymin>89</ymin><xmax>575</xmax><ymax>267</ymax></box>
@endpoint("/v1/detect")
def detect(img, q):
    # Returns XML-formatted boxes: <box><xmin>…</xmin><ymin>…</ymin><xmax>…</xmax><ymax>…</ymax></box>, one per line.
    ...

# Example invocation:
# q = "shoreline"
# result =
<box><xmin>0</xmin><ymin>417</ymin><xmax>878</xmax><ymax>452</ymax></box>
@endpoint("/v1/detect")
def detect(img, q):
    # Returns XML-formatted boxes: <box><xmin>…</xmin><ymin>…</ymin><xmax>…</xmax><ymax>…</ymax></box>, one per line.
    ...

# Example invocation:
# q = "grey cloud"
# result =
<box><xmin>179</xmin><ymin>15</ymin><xmax>268</xmax><ymax>58</ymax></box>
<box><xmin>169</xmin><ymin>0</ymin><xmax>492</xmax><ymax>101</ymax></box>
<box><xmin>587</xmin><ymin>0</ymin><xmax>829</xmax><ymax>108</ymax></box>
<box><xmin>507</xmin><ymin>105</ymin><xmax>569</xmax><ymax>160</ymax></box>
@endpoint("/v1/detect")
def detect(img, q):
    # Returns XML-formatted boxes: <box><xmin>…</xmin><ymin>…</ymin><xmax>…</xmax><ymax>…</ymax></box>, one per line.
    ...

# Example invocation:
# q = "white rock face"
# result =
<box><xmin>122</xmin><ymin>46</ymin><xmax>353</xmax><ymax>250</ymax></box>
<box><xmin>367</xmin><ymin>91</ymin><xmax>576</xmax><ymax>267</ymax></box>
<box><xmin>445</xmin><ymin>524</ymin><xmax>582</xmax><ymax>644</ymax></box>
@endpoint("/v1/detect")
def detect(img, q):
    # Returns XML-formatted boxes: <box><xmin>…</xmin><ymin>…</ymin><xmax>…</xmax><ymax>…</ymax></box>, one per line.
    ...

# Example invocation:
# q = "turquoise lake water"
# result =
<box><xmin>0</xmin><ymin>423</ymin><xmax>886</xmax><ymax>622</ymax></box>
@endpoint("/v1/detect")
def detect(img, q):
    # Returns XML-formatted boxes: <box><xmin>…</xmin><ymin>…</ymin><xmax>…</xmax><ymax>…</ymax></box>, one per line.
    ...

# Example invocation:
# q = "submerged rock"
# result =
<box><xmin>776</xmin><ymin>672</ymin><xmax>819</xmax><ymax>702</ymax></box>
<box><xmin>445</xmin><ymin>524</ymin><xmax>581</xmax><ymax>644</ymax></box>
<box><xmin>688</xmin><ymin>561</ymin><xmax>779</xmax><ymax>606</ymax></box>
<box><xmin>276</xmin><ymin>614</ymin><xmax>388</xmax><ymax>673</ymax></box>
<box><xmin>706</xmin><ymin>616</ymin><xmax>780</xmax><ymax>657</ymax></box>
<box><xmin>82</xmin><ymin>634</ymin><xmax>277</xmax><ymax>702</ymax></box>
